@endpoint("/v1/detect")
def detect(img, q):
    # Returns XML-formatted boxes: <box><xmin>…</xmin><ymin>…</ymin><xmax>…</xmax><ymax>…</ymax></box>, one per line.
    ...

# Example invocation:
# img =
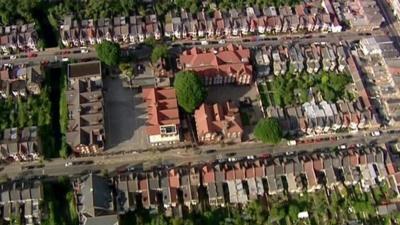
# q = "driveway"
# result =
<box><xmin>103</xmin><ymin>76</ymin><xmax>150</xmax><ymax>152</ymax></box>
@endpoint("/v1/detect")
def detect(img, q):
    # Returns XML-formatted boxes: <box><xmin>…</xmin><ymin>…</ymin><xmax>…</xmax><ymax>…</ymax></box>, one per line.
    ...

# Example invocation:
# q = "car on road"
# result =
<box><xmin>260</xmin><ymin>153</ymin><xmax>271</xmax><ymax>159</ymax></box>
<box><xmin>65</xmin><ymin>162</ymin><xmax>73</xmax><ymax>167</ymax></box>
<box><xmin>226</xmin><ymin>152</ymin><xmax>236</xmax><ymax>157</ymax></box>
<box><xmin>80</xmin><ymin>47</ymin><xmax>89</xmax><ymax>53</ymax></box>
<box><xmin>206</xmin><ymin>149</ymin><xmax>216</xmax><ymax>154</ymax></box>
<box><xmin>127</xmin><ymin>164</ymin><xmax>143</xmax><ymax>172</ymax></box>
<box><xmin>10</xmin><ymin>55</ymin><xmax>16</xmax><ymax>60</ymax></box>
<box><xmin>22</xmin><ymin>164</ymin><xmax>44</xmax><ymax>170</ymax></box>
<box><xmin>228</xmin><ymin>157</ymin><xmax>237</xmax><ymax>162</ymax></box>
<box><xmin>339</xmin><ymin>144</ymin><xmax>347</xmax><ymax>150</ymax></box>
<box><xmin>246</xmin><ymin>155</ymin><xmax>255</xmax><ymax>160</ymax></box>
<box><xmin>370</xmin><ymin>131</ymin><xmax>381</xmax><ymax>137</ymax></box>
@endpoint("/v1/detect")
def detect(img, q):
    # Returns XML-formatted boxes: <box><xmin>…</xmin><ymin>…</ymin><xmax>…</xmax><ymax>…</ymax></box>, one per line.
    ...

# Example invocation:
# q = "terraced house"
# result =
<box><xmin>66</xmin><ymin>61</ymin><xmax>105</xmax><ymax>155</ymax></box>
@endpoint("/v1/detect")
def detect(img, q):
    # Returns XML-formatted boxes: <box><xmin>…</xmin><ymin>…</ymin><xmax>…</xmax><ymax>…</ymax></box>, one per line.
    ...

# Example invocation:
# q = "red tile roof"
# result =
<box><xmin>349</xmin><ymin>152</ymin><xmax>359</xmax><ymax>167</ymax></box>
<box><xmin>179</xmin><ymin>44</ymin><xmax>252</xmax><ymax>81</ymax></box>
<box><xmin>359</xmin><ymin>154</ymin><xmax>367</xmax><ymax>165</ymax></box>
<box><xmin>170</xmin><ymin>187</ymin><xmax>178</xmax><ymax>203</ymax></box>
<box><xmin>387</xmin><ymin>163</ymin><xmax>396</xmax><ymax>175</ymax></box>
<box><xmin>202</xmin><ymin>165</ymin><xmax>215</xmax><ymax>184</ymax></box>
<box><xmin>169</xmin><ymin>169</ymin><xmax>180</xmax><ymax>188</ymax></box>
<box><xmin>194</xmin><ymin>102</ymin><xmax>243</xmax><ymax>140</ymax></box>
<box><xmin>142</xmin><ymin>87</ymin><xmax>180</xmax><ymax>135</ymax></box>
<box><xmin>225</xmin><ymin>166</ymin><xmax>235</xmax><ymax>181</ymax></box>
<box><xmin>304</xmin><ymin>160</ymin><xmax>317</xmax><ymax>187</ymax></box>
<box><xmin>245</xmin><ymin>164</ymin><xmax>255</xmax><ymax>178</ymax></box>
<box><xmin>254</xmin><ymin>160</ymin><xmax>264</xmax><ymax>177</ymax></box>
<box><xmin>395</xmin><ymin>172</ymin><xmax>400</xmax><ymax>184</ymax></box>
<box><xmin>235</xmin><ymin>163</ymin><xmax>244</xmax><ymax>180</ymax></box>
<box><xmin>313</xmin><ymin>157</ymin><xmax>324</xmax><ymax>171</ymax></box>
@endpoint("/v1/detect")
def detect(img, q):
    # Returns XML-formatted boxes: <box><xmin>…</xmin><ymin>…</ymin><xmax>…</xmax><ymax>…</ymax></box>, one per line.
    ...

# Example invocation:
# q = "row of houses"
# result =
<box><xmin>358</xmin><ymin>37</ymin><xmax>400</xmax><ymax>127</ymax></box>
<box><xmin>59</xmin><ymin>2</ymin><xmax>346</xmax><ymax>48</ymax></box>
<box><xmin>76</xmin><ymin>146</ymin><xmax>397</xmax><ymax>218</ymax></box>
<box><xmin>0</xmin><ymin>23</ymin><xmax>38</xmax><ymax>54</ymax></box>
<box><xmin>0</xmin><ymin>127</ymin><xmax>40</xmax><ymax>162</ymax></box>
<box><xmin>0</xmin><ymin>181</ymin><xmax>43</xmax><ymax>225</ymax></box>
<box><xmin>0</xmin><ymin>65</ymin><xmax>43</xmax><ymax>99</ymax></box>
<box><xmin>267</xmin><ymin>97</ymin><xmax>380</xmax><ymax>136</ymax></box>
<box><xmin>166</xmin><ymin>2</ymin><xmax>342</xmax><ymax>40</ymax></box>
<box><xmin>254</xmin><ymin>43</ymin><xmax>347</xmax><ymax>77</ymax></box>
<box><xmin>66</xmin><ymin>61</ymin><xmax>105</xmax><ymax>156</ymax></box>
<box><xmin>60</xmin><ymin>14</ymin><xmax>161</xmax><ymax>47</ymax></box>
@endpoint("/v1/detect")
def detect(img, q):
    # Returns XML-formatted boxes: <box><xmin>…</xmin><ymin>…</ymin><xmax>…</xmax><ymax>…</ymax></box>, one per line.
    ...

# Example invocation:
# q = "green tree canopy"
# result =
<box><xmin>151</xmin><ymin>45</ymin><xmax>168</xmax><ymax>63</ymax></box>
<box><xmin>254</xmin><ymin>118</ymin><xmax>283</xmax><ymax>144</ymax></box>
<box><xmin>173</xmin><ymin>71</ymin><xmax>206</xmax><ymax>113</ymax></box>
<box><xmin>95</xmin><ymin>41</ymin><xmax>121</xmax><ymax>66</ymax></box>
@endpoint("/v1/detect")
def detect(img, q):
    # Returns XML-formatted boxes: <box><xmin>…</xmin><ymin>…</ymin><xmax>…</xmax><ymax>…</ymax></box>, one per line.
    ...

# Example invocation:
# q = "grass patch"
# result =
<box><xmin>257</xmin><ymin>83</ymin><xmax>270</xmax><ymax>109</ymax></box>
<box><xmin>42</xmin><ymin>177</ymin><xmax>78</xmax><ymax>225</ymax></box>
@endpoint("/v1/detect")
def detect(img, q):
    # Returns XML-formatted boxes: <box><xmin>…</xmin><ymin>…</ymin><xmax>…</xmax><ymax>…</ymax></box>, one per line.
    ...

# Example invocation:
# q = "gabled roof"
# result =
<box><xmin>195</xmin><ymin>101</ymin><xmax>243</xmax><ymax>138</ymax></box>
<box><xmin>142</xmin><ymin>87</ymin><xmax>180</xmax><ymax>136</ymax></box>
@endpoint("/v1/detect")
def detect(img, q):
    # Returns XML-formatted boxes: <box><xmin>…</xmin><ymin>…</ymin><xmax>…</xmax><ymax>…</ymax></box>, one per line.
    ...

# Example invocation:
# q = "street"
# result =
<box><xmin>1</xmin><ymin>129</ymin><xmax>398</xmax><ymax>180</ymax></box>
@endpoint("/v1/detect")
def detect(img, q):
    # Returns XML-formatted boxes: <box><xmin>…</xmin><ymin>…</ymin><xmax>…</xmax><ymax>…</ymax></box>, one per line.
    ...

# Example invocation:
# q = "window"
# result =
<box><xmin>160</xmin><ymin>125</ymin><xmax>176</xmax><ymax>134</ymax></box>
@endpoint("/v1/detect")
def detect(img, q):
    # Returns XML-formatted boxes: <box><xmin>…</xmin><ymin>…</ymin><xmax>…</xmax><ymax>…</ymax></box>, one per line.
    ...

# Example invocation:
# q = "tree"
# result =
<box><xmin>173</xmin><ymin>71</ymin><xmax>206</xmax><ymax>113</ymax></box>
<box><xmin>254</xmin><ymin>118</ymin><xmax>283</xmax><ymax>144</ymax></box>
<box><xmin>119</xmin><ymin>63</ymin><xmax>135</xmax><ymax>87</ymax></box>
<box><xmin>151</xmin><ymin>45</ymin><xmax>168</xmax><ymax>63</ymax></box>
<box><xmin>95</xmin><ymin>40</ymin><xmax>121</xmax><ymax>66</ymax></box>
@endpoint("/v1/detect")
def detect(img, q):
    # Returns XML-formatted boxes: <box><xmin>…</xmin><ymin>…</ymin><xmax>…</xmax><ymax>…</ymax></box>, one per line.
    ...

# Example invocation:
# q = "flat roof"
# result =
<box><xmin>68</xmin><ymin>61</ymin><xmax>101</xmax><ymax>78</ymax></box>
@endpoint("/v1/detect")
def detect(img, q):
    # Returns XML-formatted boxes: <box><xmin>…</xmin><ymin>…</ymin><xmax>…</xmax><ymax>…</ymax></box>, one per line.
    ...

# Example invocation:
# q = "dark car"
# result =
<box><xmin>206</xmin><ymin>149</ymin><xmax>217</xmax><ymax>154</ymax></box>
<box><xmin>226</xmin><ymin>152</ymin><xmax>237</xmax><ymax>157</ymax></box>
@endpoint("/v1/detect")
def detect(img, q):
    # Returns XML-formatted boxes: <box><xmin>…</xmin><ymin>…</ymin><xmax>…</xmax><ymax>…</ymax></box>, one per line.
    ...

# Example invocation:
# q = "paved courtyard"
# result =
<box><xmin>206</xmin><ymin>84</ymin><xmax>264</xmax><ymax>141</ymax></box>
<box><xmin>103</xmin><ymin>76</ymin><xmax>150</xmax><ymax>152</ymax></box>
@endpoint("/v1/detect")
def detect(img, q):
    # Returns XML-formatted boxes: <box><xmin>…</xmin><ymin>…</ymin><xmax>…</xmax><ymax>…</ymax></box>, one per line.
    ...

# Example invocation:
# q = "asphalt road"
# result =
<box><xmin>1</xmin><ymin>130</ymin><xmax>398</xmax><ymax>180</ymax></box>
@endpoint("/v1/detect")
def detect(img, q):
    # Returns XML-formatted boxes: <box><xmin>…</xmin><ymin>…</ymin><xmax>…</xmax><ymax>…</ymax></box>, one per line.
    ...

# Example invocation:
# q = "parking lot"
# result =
<box><xmin>206</xmin><ymin>84</ymin><xmax>264</xmax><ymax>141</ymax></box>
<box><xmin>103</xmin><ymin>76</ymin><xmax>150</xmax><ymax>152</ymax></box>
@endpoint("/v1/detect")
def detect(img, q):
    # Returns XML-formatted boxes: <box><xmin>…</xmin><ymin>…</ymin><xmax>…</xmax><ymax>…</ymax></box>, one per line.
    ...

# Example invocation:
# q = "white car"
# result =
<box><xmin>246</xmin><ymin>155</ymin><xmax>255</xmax><ymax>160</ymax></box>
<box><xmin>339</xmin><ymin>144</ymin><xmax>347</xmax><ymax>150</ymax></box>
<box><xmin>61</xmin><ymin>57</ymin><xmax>69</xmax><ymax>62</ymax></box>
<box><xmin>65</xmin><ymin>162</ymin><xmax>73</xmax><ymax>167</ymax></box>
<box><xmin>10</xmin><ymin>55</ymin><xmax>17</xmax><ymax>60</ymax></box>
<box><xmin>370</xmin><ymin>131</ymin><xmax>381</xmax><ymax>137</ymax></box>
<box><xmin>80</xmin><ymin>48</ymin><xmax>89</xmax><ymax>53</ymax></box>
<box><xmin>228</xmin><ymin>157</ymin><xmax>237</xmax><ymax>162</ymax></box>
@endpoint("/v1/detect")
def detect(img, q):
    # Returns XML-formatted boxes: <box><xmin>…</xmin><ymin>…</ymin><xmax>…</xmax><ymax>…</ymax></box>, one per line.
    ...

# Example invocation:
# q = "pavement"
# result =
<box><xmin>1</xmin><ymin>129</ymin><xmax>399</xmax><ymax>180</ymax></box>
